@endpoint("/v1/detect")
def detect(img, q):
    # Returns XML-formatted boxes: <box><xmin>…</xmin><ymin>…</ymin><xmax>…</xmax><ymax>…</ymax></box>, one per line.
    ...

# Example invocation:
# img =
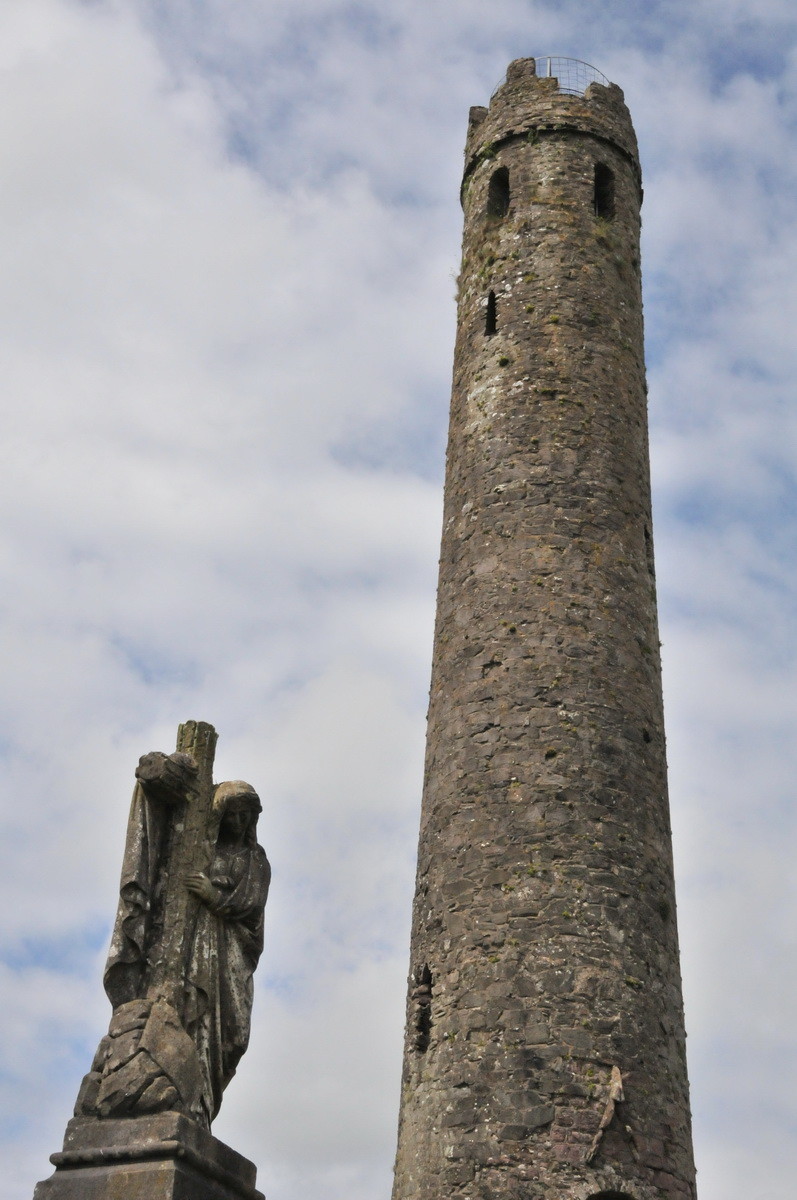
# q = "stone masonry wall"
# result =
<box><xmin>391</xmin><ymin>60</ymin><xmax>697</xmax><ymax>1200</ymax></box>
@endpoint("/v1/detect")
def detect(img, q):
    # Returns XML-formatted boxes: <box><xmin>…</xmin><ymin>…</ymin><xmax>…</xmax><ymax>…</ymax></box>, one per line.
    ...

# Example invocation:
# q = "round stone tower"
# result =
<box><xmin>391</xmin><ymin>59</ymin><xmax>696</xmax><ymax>1200</ymax></box>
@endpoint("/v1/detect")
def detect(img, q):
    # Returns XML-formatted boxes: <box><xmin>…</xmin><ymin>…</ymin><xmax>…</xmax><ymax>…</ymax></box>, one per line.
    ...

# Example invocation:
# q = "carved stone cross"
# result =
<box><xmin>135</xmin><ymin>720</ymin><xmax>218</xmax><ymax>1011</ymax></box>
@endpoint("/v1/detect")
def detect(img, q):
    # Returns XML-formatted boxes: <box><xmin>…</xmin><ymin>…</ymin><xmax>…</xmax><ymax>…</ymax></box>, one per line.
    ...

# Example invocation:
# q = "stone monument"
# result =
<box><xmin>33</xmin><ymin>720</ymin><xmax>270</xmax><ymax>1200</ymax></box>
<box><xmin>391</xmin><ymin>59</ymin><xmax>697</xmax><ymax>1200</ymax></box>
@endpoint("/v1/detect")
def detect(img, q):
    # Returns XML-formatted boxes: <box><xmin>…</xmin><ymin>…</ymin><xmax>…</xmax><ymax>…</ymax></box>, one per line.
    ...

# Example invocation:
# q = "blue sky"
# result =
<box><xmin>2</xmin><ymin>2</ymin><xmax>797</xmax><ymax>1198</ymax></box>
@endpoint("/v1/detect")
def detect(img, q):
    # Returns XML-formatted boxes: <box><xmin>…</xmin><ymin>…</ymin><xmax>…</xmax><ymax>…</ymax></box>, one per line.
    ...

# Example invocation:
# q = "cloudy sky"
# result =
<box><xmin>2</xmin><ymin>1</ymin><xmax>796</xmax><ymax>1197</ymax></box>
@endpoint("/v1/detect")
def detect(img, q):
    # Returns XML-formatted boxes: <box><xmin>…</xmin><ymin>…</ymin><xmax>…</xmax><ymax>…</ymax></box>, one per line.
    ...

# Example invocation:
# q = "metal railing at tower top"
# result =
<box><xmin>492</xmin><ymin>57</ymin><xmax>610</xmax><ymax>98</ymax></box>
<box><xmin>535</xmin><ymin>57</ymin><xmax>609</xmax><ymax>95</ymax></box>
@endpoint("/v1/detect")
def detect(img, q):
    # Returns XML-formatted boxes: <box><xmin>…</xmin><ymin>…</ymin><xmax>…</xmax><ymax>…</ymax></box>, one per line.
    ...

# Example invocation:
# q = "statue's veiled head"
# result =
<box><xmin>213</xmin><ymin>780</ymin><xmax>262</xmax><ymax>845</ymax></box>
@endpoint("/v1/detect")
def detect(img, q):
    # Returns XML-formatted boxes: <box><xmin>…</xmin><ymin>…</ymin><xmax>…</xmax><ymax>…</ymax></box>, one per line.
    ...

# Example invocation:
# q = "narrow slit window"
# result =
<box><xmin>487</xmin><ymin>166</ymin><xmax>510</xmax><ymax>217</ymax></box>
<box><xmin>643</xmin><ymin>524</ymin><xmax>655</xmax><ymax>577</ymax></box>
<box><xmin>485</xmin><ymin>291</ymin><xmax>497</xmax><ymax>335</ymax></box>
<box><xmin>412</xmin><ymin>964</ymin><xmax>432</xmax><ymax>1053</ymax></box>
<box><xmin>594</xmin><ymin>162</ymin><xmax>615</xmax><ymax>219</ymax></box>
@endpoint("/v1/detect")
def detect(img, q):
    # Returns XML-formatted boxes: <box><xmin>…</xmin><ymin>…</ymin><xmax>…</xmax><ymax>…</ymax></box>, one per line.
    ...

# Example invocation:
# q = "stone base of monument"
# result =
<box><xmin>33</xmin><ymin>1112</ymin><xmax>265</xmax><ymax>1200</ymax></box>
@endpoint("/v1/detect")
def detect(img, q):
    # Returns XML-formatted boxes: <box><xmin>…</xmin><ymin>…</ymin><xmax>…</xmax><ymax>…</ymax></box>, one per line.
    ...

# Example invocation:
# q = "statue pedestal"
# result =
<box><xmin>33</xmin><ymin>1113</ymin><xmax>265</xmax><ymax>1200</ymax></box>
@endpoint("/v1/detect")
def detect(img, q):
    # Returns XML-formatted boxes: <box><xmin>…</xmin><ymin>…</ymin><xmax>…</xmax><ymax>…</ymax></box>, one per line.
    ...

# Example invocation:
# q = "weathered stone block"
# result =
<box><xmin>33</xmin><ymin>1113</ymin><xmax>263</xmax><ymax>1200</ymax></box>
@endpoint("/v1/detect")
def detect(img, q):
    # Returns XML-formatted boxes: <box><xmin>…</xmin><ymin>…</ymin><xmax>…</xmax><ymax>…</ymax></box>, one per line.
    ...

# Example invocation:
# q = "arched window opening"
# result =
<box><xmin>485</xmin><ymin>291</ymin><xmax>497</xmax><ymax>336</ymax></box>
<box><xmin>594</xmin><ymin>162</ymin><xmax>615</xmax><ymax>219</ymax></box>
<box><xmin>487</xmin><ymin>166</ymin><xmax>510</xmax><ymax>218</ymax></box>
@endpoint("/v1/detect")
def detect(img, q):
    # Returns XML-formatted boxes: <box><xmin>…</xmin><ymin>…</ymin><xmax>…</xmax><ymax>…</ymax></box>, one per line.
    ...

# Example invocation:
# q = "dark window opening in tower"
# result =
<box><xmin>644</xmin><ymin>524</ymin><xmax>655</xmax><ymax>576</ymax></box>
<box><xmin>411</xmin><ymin>964</ymin><xmax>433</xmax><ymax>1052</ymax></box>
<box><xmin>485</xmin><ymin>291</ymin><xmax>497</xmax><ymax>335</ymax></box>
<box><xmin>594</xmin><ymin>163</ymin><xmax>615</xmax><ymax>219</ymax></box>
<box><xmin>486</xmin><ymin>166</ymin><xmax>510</xmax><ymax>217</ymax></box>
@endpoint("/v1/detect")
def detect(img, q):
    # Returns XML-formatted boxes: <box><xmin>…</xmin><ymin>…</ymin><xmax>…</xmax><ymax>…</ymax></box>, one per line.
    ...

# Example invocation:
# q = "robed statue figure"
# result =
<box><xmin>75</xmin><ymin>721</ymin><xmax>270</xmax><ymax>1128</ymax></box>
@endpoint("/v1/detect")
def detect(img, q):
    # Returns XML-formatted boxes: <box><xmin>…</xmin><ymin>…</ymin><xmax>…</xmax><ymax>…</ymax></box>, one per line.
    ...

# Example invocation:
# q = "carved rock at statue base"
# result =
<box><xmin>75</xmin><ymin>998</ymin><xmax>202</xmax><ymax>1119</ymax></box>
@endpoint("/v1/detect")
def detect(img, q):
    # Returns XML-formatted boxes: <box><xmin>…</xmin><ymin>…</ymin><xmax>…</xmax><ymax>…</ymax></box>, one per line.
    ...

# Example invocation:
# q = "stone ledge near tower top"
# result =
<box><xmin>464</xmin><ymin>56</ymin><xmax>639</xmax><ymax>181</ymax></box>
<box><xmin>32</xmin><ymin>1113</ymin><xmax>264</xmax><ymax>1200</ymax></box>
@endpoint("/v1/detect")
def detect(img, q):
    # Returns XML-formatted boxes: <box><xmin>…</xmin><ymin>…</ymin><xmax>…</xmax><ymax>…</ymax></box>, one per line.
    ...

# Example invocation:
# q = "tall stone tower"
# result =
<box><xmin>392</xmin><ymin>58</ymin><xmax>696</xmax><ymax>1200</ymax></box>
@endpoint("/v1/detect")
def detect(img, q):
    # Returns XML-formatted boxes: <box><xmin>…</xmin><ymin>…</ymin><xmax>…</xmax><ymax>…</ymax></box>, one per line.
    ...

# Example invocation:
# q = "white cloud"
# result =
<box><xmin>2</xmin><ymin>2</ymin><xmax>797</xmax><ymax>1199</ymax></box>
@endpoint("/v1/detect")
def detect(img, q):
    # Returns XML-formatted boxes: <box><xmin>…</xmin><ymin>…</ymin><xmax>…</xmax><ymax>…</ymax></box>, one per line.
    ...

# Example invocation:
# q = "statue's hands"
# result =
<box><xmin>185</xmin><ymin>871</ymin><xmax>221</xmax><ymax>908</ymax></box>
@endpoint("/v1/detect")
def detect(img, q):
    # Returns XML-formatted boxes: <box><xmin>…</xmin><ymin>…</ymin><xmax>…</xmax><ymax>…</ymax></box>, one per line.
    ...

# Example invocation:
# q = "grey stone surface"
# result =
<box><xmin>391</xmin><ymin>60</ymin><xmax>697</xmax><ymax>1200</ymax></box>
<box><xmin>33</xmin><ymin>1113</ymin><xmax>264</xmax><ymax>1200</ymax></box>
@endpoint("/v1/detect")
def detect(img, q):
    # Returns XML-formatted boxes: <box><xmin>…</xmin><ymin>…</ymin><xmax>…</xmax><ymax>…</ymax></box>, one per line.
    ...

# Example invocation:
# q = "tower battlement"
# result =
<box><xmin>464</xmin><ymin>58</ymin><xmax>639</xmax><ymax>190</ymax></box>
